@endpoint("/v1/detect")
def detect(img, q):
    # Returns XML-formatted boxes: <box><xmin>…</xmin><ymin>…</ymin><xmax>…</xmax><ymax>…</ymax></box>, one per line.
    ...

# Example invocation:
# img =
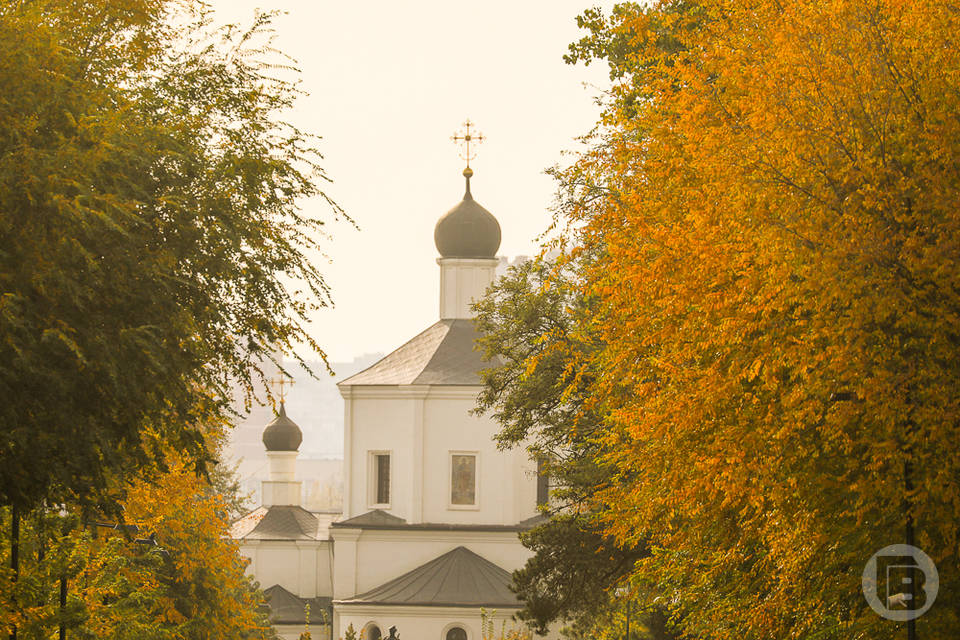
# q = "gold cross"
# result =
<box><xmin>451</xmin><ymin>119</ymin><xmax>485</xmax><ymax>168</ymax></box>
<box><xmin>268</xmin><ymin>375</ymin><xmax>295</xmax><ymax>403</ymax></box>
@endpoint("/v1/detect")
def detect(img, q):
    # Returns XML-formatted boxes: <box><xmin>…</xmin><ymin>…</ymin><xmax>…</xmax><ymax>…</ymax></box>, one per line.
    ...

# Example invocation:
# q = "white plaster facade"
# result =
<box><xmin>340</xmin><ymin>385</ymin><xmax>538</xmax><ymax>527</ymax></box>
<box><xmin>438</xmin><ymin>257</ymin><xmax>499</xmax><ymax>320</ymax></box>
<box><xmin>235</xmin><ymin>174</ymin><xmax>550</xmax><ymax>640</ymax></box>
<box><xmin>337</xmin><ymin>605</ymin><xmax>522</xmax><ymax>640</ymax></box>
<box><xmin>240</xmin><ymin>538</ymin><xmax>334</xmax><ymax>600</ymax></box>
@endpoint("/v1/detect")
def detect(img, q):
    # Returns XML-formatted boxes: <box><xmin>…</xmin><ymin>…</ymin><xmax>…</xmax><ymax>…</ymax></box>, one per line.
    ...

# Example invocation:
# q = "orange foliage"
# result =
<box><xmin>557</xmin><ymin>0</ymin><xmax>960</xmax><ymax>637</ymax></box>
<box><xmin>0</xmin><ymin>450</ymin><xmax>273</xmax><ymax>639</ymax></box>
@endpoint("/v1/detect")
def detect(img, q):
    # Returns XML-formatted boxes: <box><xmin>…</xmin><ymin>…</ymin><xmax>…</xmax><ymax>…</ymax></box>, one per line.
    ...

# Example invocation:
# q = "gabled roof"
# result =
<box><xmin>338</xmin><ymin>319</ymin><xmax>498</xmax><ymax>386</ymax></box>
<box><xmin>332</xmin><ymin>509</ymin><xmax>407</xmax><ymax>528</ymax></box>
<box><xmin>336</xmin><ymin>546</ymin><xmax>520</xmax><ymax>608</ymax></box>
<box><xmin>240</xmin><ymin>505</ymin><xmax>320</xmax><ymax>540</ymax></box>
<box><xmin>263</xmin><ymin>584</ymin><xmax>332</xmax><ymax>625</ymax></box>
<box><xmin>230</xmin><ymin>506</ymin><xmax>268</xmax><ymax>539</ymax></box>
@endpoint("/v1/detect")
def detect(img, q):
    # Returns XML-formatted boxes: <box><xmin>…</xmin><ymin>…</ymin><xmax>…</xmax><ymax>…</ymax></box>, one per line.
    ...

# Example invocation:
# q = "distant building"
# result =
<box><xmin>233</xmin><ymin>166</ymin><xmax>550</xmax><ymax>640</ymax></box>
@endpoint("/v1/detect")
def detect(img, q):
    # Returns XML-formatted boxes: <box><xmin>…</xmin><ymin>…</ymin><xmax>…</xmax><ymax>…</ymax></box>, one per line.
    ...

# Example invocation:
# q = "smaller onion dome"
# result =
<box><xmin>434</xmin><ymin>168</ymin><xmax>501</xmax><ymax>259</ymax></box>
<box><xmin>262</xmin><ymin>402</ymin><xmax>302</xmax><ymax>452</ymax></box>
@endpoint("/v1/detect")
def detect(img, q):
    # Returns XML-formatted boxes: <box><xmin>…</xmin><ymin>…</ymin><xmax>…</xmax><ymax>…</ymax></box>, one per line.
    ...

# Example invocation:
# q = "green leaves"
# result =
<box><xmin>0</xmin><ymin>452</ymin><xmax>276</xmax><ymax>639</ymax></box>
<box><xmin>0</xmin><ymin>2</ymin><xmax>340</xmax><ymax>514</ymax></box>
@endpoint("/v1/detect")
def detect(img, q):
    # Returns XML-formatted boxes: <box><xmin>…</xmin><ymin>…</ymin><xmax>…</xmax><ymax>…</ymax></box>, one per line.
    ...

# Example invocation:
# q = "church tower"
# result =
<box><xmin>332</xmin><ymin>121</ymin><xmax>543</xmax><ymax>640</ymax></box>
<box><xmin>232</xmin><ymin>398</ymin><xmax>334</xmax><ymax>640</ymax></box>
<box><xmin>235</xmin><ymin>122</ymin><xmax>551</xmax><ymax>640</ymax></box>
<box><xmin>261</xmin><ymin>402</ymin><xmax>303</xmax><ymax>506</ymax></box>
<box><xmin>434</xmin><ymin>165</ymin><xmax>501</xmax><ymax>320</ymax></box>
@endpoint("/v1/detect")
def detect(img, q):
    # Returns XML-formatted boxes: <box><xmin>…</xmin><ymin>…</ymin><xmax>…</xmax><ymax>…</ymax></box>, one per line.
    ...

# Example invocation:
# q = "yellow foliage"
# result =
<box><xmin>555</xmin><ymin>0</ymin><xmax>960</xmax><ymax>637</ymax></box>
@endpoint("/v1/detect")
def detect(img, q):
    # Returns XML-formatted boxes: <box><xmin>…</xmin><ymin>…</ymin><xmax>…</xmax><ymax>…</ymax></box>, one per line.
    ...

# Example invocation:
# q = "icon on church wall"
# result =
<box><xmin>451</xmin><ymin>454</ymin><xmax>477</xmax><ymax>505</ymax></box>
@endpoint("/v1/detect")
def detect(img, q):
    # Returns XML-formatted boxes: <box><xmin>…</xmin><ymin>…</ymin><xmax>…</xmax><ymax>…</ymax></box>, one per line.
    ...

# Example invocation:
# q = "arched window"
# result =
<box><xmin>364</xmin><ymin>623</ymin><xmax>382</xmax><ymax>640</ymax></box>
<box><xmin>445</xmin><ymin>626</ymin><xmax>467</xmax><ymax>640</ymax></box>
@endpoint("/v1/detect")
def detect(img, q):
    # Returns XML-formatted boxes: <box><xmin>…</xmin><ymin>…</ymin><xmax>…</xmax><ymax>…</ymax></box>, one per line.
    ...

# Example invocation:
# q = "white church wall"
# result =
<box><xmin>346</xmin><ymin>393</ymin><xmax>417</xmax><ymax>519</ymax></box>
<box><xmin>345</xmin><ymin>385</ymin><xmax>542</xmax><ymax>529</ymax></box>
<box><xmin>247</xmin><ymin>542</ymin><xmax>302</xmax><ymax>593</ymax></box>
<box><xmin>422</xmin><ymin>391</ymin><xmax>515</xmax><ymax>525</ymax></box>
<box><xmin>315</xmin><ymin>541</ymin><xmax>335</xmax><ymax>597</ymax></box>
<box><xmin>331</xmin><ymin>528</ymin><xmax>360</xmax><ymax>600</ymax></box>
<box><xmin>240</xmin><ymin>540</ymin><xmax>333</xmax><ymax>599</ymax></box>
<box><xmin>329</xmin><ymin>528</ymin><xmax>532</xmax><ymax>600</ymax></box>
<box><xmin>422</xmin><ymin>389</ymin><xmax>540</xmax><ymax>527</ymax></box>
<box><xmin>336</xmin><ymin>604</ymin><xmax>521</xmax><ymax>640</ymax></box>
<box><xmin>438</xmin><ymin>257</ymin><xmax>499</xmax><ymax>320</ymax></box>
<box><xmin>513</xmin><ymin>446</ymin><xmax>540</xmax><ymax>525</ymax></box>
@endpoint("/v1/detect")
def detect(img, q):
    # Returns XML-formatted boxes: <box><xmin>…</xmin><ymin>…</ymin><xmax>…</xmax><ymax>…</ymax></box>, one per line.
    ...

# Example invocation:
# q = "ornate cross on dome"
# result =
<box><xmin>451</xmin><ymin>119</ymin><xmax>485</xmax><ymax>170</ymax></box>
<box><xmin>268</xmin><ymin>374</ymin><xmax>295</xmax><ymax>403</ymax></box>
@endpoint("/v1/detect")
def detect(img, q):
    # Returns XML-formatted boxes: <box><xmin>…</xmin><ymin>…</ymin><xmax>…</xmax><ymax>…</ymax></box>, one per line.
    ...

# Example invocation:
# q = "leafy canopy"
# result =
<box><xmin>0</xmin><ymin>441</ymin><xmax>277</xmax><ymax>639</ymax></box>
<box><xmin>474</xmin><ymin>256</ymin><xmax>675</xmax><ymax>640</ymax></box>
<box><xmin>0</xmin><ymin>1</ymin><xmax>341</xmax><ymax>513</ymax></box>
<box><xmin>479</xmin><ymin>0</ymin><xmax>960</xmax><ymax>638</ymax></box>
<box><xmin>544</xmin><ymin>0</ymin><xmax>960</xmax><ymax>638</ymax></box>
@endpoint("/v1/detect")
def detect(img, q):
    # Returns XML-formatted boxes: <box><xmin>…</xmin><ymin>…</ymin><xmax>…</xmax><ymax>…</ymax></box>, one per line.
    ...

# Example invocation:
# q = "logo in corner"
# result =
<box><xmin>862</xmin><ymin>544</ymin><xmax>938</xmax><ymax>621</ymax></box>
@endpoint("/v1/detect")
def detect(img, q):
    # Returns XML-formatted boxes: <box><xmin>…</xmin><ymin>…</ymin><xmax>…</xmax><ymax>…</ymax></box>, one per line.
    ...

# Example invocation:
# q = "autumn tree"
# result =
<box><xmin>473</xmin><ymin>5</ymin><xmax>695</xmax><ymax>637</ymax></box>
<box><xmin>474</xmin><ymin>257</ymin><xmax>678</xmax><ymax>640</ymax></box>
<box><xmin>539</xmin><ymin>0</ymin><xmax>960</xmax><ymax>638</ymax></box>
<box><xmin>0</xmin><ymin>0</ymin><xmax>340</xmax><ymax>515</ymax></box>
<box><xmin>0</xmin><ymin>438</ymin><xmax>277</xmax><ymax>639</ymax></box>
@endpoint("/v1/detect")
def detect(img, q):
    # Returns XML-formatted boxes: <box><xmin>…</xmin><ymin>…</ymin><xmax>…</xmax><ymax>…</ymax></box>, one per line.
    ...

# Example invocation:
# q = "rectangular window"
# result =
<box><xmin>373</xmin><ymin>453</ymin><xmax>390</xmax><ymax>505</ymax></box>
<box><xmin>451</xmin><ymin>454</ymin><xmax>477</xmax><ymax>506</ymax></box>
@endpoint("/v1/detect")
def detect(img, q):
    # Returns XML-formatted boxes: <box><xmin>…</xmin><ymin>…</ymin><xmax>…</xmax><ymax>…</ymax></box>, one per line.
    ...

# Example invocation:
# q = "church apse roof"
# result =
<box><xmin>335</xmin><ymin>546</ymin><xmax>520</xmax><ymax>608</ymax></box>
<box><xmin>338</xmin><ymin>319</ymin><xmax>499</xmax><ymax>387</ymax></box>
<box><xmin>234</xmin><ymin>505</ymin><xmax>321</xmax><ymax>540</ymax></box>
<box><xmin>263</xmin><ymin>584</ymin><xmax>332</xmax><ymax>625</ymax></box>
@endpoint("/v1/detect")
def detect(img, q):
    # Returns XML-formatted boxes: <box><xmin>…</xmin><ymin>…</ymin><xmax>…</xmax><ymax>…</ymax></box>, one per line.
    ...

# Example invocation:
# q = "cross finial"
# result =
<box><xmin>268</xmin><ymin>374</ymin><xmax>295</xmax><ymax>404</ymax></box>
<box><xmin>451</xmin><ymin>119</ymin><xmax>485</xmax><ymax>170</ymax></box>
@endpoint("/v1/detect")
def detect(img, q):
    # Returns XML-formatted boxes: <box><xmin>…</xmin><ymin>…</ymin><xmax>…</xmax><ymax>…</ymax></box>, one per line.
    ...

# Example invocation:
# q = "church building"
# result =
<box><xmin>233</xmin><ymin>159</ymin><xmax>546</xmax><ymax>640</ymax></box>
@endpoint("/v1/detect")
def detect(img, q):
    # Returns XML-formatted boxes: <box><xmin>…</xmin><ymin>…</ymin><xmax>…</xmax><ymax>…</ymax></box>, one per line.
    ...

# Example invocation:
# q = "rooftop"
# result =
<box><xmin>263</xmin><ymin>584</ymin><xmax>332</xmax><ymax>625</ymax></box>
<box><xmin>338</xmin><ymin>319</ymin><xmax>500</xmax><ymax>387</ymax></box>
<box><xmin>335</xmin><ymin>546</ymin><xmax>520</xmax><ymax>608</ymax></box>
<box><xmin>231</xmin><ymin>505</ymin><xmax>325</xmax><ymax>540</ymax></box>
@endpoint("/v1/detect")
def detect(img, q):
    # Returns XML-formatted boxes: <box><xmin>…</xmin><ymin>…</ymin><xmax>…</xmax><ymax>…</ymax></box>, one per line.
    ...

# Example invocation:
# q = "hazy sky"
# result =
<box><xmin>209</xmin><ymin>1</ymin><xmax>615</xmax><ymax>366</ymax></box>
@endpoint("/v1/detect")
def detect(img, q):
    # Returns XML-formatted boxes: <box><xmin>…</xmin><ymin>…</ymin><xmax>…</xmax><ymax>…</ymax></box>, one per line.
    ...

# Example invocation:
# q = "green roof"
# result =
<box><xmin>241</xmin><ymin>505</ymin><xmax>319</xmax><ymax>540</ymax></box>
<box><xmin>338</xmin><ymin>319</ymin><xmax>500</xmax><ymax>386</ymax></box>
<box><xmin>336</xmin><ymin>546</ymin><xmax>520</xmax><ymax>608</ymax></box>
<box><xmin>263</xmin><ymin>584</ymin><xmax>331</xmax><ymax>625</ymax></box>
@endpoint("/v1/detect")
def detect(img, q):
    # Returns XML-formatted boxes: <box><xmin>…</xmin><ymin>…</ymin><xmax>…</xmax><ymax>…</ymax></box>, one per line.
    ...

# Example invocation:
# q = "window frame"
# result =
<box><xmin>448</xmin><ymin>450</ymin><xmax>480</xmax><ymax>510</ymax></box>
<box><xmin>442</xmin><ymin>622</ymin><xmax>471</xmax><ymax>640</ymax></box>
<box><xmin>364</xmin><ymin>622</ymin><xmax>383</xmax><ymax>640</ymax></box>
<box><xmin>367</xmin><ymin>450</ymin><xmax>392</xmax><ymax>509</ymax></box>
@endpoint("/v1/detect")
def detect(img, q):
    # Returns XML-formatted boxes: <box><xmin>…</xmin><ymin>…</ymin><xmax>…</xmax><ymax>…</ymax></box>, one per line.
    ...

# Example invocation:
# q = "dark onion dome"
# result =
<box><xmin>434</xmin><ymin>168</ymin><xmax>501</xmax><ymax>259</ymax></box>
<box><xmin>262</xmin><ymin>403</ymin><xmax>302</xmax><ymax>452</ymax></box>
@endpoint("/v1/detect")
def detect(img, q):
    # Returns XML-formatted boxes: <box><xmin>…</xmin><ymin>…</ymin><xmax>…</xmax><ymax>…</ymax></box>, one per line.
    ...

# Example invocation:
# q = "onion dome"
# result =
<box><xmin>434</xmin><ymin>168</ymin><xmax>501</xmax><ymax>259</ymax></box>
<box><xmin>262</xmin><ymin>402</ymin><xmax>302</xmax><ymax>452</ymax></box>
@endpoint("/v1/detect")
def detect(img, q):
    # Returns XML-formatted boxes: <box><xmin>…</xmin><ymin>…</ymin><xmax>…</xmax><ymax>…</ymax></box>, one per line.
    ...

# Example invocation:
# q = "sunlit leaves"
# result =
<box><xmin>0</xmin><ymin>448</ymin><xmax>274</xmax><ymax>639</ymax></box>
<box><xmin>545</xmin><ymin>0</ymin><xmax>960</xmax><ymax>638</ymax></box>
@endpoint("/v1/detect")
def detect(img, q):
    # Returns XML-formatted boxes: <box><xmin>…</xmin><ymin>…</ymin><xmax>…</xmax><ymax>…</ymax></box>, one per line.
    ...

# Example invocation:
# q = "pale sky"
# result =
<box><xmin>209</xmin><ymin>1</ymin><xmax>615</xmax><ymax>366</ymax></box>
